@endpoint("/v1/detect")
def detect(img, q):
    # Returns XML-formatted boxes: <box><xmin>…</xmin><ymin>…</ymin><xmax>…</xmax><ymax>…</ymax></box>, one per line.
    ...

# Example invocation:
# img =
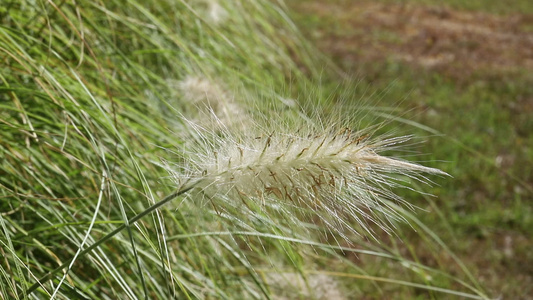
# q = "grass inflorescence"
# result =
<box><xmin>167</xmin><ymin>126</ymin><xmax>447</xmax><ymax>240</ymax></box>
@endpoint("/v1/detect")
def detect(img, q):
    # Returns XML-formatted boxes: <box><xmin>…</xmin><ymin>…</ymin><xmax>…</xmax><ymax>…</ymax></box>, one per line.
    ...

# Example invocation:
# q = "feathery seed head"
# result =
<box><xmin>166</xmin><ymin>127</ymin><xmax>446</xmax><ymax>238</ymax></box>
<box><xmin>173</xmin><ymin>75</ymin><xmax>248</xmax><ymax>130</ymax></box>
<box><xmin>176</xmin><ymin>75</ymin><xmax>227</xmax><ymax>107</ymax></box>
<box><xmin>206</xmin><ymin>1</ymin><xmax>228</xmax><ymax>25</ymax></box>
<box><xmin>266</xmin><ymin>273</ymin><xmax>345</xmax><ymax>300</ymax></box>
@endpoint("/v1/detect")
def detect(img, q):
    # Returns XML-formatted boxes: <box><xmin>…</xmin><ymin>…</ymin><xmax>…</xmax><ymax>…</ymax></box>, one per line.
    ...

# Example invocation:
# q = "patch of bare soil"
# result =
<box><xmin>294</xmin><ymin>1</ymin><xmax>533</xmax><ymax>80</ymax></box>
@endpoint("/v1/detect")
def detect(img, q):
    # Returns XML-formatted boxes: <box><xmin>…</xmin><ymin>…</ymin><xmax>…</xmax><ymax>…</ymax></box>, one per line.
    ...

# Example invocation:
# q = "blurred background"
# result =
<box><xmin>288</xmin><ymin>0</ymin><xmax>533</xmax><ymax>298</ymax></box>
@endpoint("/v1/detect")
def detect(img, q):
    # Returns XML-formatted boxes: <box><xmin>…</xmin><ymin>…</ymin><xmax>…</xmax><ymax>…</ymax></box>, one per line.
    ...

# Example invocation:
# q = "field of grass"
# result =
<box><xmin>1</xmin><ymin>0</ymin><xmax>530</xmax><ymax>299</ymax></box>
<box><xmin>289</xmin><ymin>0</ymin><xmax>533</xmax><ymax>298</ymax></box>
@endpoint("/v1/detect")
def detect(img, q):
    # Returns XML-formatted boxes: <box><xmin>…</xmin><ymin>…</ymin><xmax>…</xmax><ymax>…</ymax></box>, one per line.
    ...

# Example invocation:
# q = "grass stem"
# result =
<box><xmin>22</xmin><ymin>184</ymin><xmax>196</xmax><ymax>297</ymax></box>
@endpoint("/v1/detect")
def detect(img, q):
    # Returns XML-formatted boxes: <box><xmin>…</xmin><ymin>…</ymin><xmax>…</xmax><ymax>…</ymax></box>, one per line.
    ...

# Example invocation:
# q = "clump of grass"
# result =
<box><xmin>0</xmin><ymin>0</ymin><xmax>491</xmax><ymax>299</ymax></box>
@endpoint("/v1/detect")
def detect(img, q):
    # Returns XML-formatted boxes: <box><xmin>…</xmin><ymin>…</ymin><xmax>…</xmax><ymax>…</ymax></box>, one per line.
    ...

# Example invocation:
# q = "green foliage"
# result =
<box><xmin>0</xmin><ymin>0</ymin><xmax>503</xmax><ymax>299</ymax></box>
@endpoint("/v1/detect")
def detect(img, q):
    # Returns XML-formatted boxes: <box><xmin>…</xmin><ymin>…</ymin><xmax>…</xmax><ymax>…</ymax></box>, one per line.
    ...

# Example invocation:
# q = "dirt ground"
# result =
<box><xmin>293</xmin><ymin>1</ymin><xmax>533</xmax><ymax>81</ymax></box>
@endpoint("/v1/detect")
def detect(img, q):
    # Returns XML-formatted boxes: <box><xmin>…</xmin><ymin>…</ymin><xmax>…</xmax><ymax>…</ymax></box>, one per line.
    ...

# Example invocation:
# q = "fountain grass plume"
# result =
<box><xmin>165</xmin><ymin>124</ymin><xmax>448</xmax><ymax>239</ymax></box>
<box><xmin>173</xmin><ymin>75</ymin><xmax>249</xmax><ymax>130</ymax></box>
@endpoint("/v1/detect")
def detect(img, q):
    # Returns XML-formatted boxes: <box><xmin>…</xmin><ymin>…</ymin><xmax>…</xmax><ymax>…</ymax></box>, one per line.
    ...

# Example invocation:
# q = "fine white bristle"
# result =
<box><xmin>165</xmin><ymin>126</ymin><xmax>447</xmax><ymax>239</ymax></box>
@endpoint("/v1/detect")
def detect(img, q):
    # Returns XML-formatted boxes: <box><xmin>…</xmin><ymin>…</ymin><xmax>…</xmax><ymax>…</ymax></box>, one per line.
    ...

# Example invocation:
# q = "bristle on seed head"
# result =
<box><xmin>166</xmin><ymin>128</ymin><xmax>447</xmax><ymax>238</ymax></box>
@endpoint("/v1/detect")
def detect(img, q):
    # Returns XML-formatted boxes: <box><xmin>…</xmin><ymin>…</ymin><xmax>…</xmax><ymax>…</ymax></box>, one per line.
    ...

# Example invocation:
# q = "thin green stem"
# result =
<box><xmin>22</xmin><ymin>184</ymin><xmax>196</xmax><ymax>297</ymax></box>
